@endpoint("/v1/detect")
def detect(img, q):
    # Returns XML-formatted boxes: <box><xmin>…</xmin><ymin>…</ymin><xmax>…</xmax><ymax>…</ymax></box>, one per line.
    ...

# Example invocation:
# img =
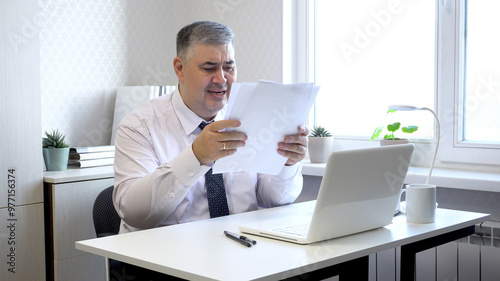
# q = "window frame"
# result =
<box><xmin>288</xmin><ymin>0</ymin><xmax>500</xmax><ymax>172</ymax></box>
<box><xmin>437</xmin><ymin>0</ymin><xmax>500</xmax><ymax>168</ymax></box>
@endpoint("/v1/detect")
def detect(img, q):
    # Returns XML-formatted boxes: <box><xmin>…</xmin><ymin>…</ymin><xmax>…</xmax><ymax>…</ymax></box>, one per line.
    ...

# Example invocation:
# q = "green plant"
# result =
<box><xmin>309</xmin><ymin>126</ymin><xmax>332</xmax><ymax>137</ymax></box>
<box><xmin>370</xmin><ymin>110</ymin><xmax>419</xmax><ymax>141</ymax></box>
<box><xmin>42</xmin><ymin>129</ymin><xmax>69</xmax><ymax>148</ymax></box>
<box><xmin>370</xmin><ymin>122</ymin><xmax>418</xmax><ymax>141</ymax></box>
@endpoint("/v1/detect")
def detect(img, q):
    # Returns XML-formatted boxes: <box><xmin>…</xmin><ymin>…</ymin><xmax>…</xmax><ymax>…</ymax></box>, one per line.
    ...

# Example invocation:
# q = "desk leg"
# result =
<box><xmin>281</xmin><ymin>255</ymin><xmax>369</xmax><ymax>281</ymax></box>
<box><xmin>104</xmin><ymin>257</ymin><xmax>110</xmax><ymax>281</ymax></box>
<box><xmin>400</xmin><ymin>226</ymin><xmax>474</xmax><ymax>281</ymax></box>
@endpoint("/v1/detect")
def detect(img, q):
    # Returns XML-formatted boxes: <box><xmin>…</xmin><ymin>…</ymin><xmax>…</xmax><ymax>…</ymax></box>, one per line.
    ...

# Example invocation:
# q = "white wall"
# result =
<box><xmin>40</xmin><ymin>0</ymin><xmax>176</xmax><ymax>147</ymax></box>
<box><xmin>40</xmin><ymin>0</ymin><xmax>284</xmax><ymax>147</ymax></box>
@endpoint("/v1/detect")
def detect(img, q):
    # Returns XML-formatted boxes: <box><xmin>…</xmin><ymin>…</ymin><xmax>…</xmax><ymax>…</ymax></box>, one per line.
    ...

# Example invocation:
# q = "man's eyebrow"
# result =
<box><xmin>200</xmin><ymin>60</ymin><xmax>235</xmax><ymax>66</ymax></box>
<box><xmin>200</xmin><ymin>62</ymin><xmax>218</xmax><ymax>67</ymax></box>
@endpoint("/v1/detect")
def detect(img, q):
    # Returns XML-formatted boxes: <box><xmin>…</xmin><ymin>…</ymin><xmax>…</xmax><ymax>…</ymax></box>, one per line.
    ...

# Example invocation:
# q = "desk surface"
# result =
<box><xmin>76</xmin><ymin>201</ymin><xmax>489</xmax><ymax>281</ymax></box>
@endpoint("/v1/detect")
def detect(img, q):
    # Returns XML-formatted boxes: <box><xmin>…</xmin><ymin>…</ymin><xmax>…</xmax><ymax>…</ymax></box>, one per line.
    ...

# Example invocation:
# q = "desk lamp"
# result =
<box><xmin>388</xmin><ymin>105</ymin><xmax>440</xmax><ymax>184</ymax></box>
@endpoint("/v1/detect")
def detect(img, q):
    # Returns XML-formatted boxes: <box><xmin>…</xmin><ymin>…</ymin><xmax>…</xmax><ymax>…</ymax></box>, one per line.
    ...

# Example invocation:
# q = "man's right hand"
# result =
<box><xmin>192</xmin><ymin>120</ymin><xmax>247</xmax><ymax>165</ymax></box>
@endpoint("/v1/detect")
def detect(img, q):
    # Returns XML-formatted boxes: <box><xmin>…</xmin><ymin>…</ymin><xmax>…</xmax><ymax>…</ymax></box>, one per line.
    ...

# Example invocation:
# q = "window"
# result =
<box><xmin>438</xmin><ymin>0</ymin><xmax>500</xmax><ymax>167</ymax></box>
<box><xmin>463</xmin><ymin>0</ymin><xmax>500</xmax><ymax>143</ymax></box>
<box><xmin>313</xmin><ymin>1</ymin><xmax>435</xmax><ymax>140</ymax></box>
<box><xmin>290</xmin><ymin>0</ymin><xmax>500</xmax><ymax>170</ymax></box>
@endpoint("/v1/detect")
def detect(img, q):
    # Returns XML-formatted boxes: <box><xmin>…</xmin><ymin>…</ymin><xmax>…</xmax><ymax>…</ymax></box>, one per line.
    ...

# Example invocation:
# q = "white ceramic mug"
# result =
<box><xmin>398</xmin><ymin>184</ymin><xmax>437</xmax><ymax>223</ymax></box>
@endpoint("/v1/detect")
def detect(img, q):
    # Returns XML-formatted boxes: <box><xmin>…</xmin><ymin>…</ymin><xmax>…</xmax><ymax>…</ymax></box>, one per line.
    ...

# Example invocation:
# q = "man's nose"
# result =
<box><xmin>212</xmin><ymin>67</ymin><xmax>227</xmax><ymax>84</ymax></box>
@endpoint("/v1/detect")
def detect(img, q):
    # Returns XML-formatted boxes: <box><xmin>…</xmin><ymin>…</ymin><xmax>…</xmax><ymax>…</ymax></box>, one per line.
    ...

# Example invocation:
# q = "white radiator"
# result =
<box><xmin>369</xmin><ymin>221</ymin><xmax>500</xmax><ymax>281</ymax></box>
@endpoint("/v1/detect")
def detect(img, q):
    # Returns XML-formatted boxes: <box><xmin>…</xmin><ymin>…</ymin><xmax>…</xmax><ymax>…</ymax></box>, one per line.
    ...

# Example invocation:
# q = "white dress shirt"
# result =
<box><xmin>113</xmin><ymin>89</ymin><xmax>303</xmax><ymax>233</ymax></box>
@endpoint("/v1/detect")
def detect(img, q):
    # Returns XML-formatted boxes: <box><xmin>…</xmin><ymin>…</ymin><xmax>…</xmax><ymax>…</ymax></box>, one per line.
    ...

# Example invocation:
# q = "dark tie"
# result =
<box><xmin>199</xmin><ymin>122</ymin><xmax>230</xmax><ymax>218</ymax></box>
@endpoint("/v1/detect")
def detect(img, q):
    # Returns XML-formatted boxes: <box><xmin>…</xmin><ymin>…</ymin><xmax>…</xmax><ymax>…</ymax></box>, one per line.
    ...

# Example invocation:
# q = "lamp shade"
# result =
<box><xmin>388</xmin><ymin>105</ymin><xmax>420</xmax><ymax>111</ymax></box>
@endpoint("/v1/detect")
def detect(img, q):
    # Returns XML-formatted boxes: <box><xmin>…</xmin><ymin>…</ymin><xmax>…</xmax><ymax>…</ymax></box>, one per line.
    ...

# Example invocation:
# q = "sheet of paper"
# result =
<box><xmin>213</xmin><ymin>81</ymin><xmax>319</xmax><ymax>175</ymax></box>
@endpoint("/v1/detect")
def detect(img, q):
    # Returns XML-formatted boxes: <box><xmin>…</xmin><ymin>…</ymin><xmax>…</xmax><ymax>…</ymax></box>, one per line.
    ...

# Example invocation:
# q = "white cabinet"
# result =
<box><xmin>44</xmin><ymin>166</ymin><xmax>113</xmax><ymax>281</ymax></box>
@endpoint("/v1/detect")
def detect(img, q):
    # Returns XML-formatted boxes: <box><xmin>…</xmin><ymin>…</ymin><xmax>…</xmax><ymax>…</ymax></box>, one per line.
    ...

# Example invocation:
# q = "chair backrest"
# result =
<box><xmin>111</xmin><ymin>85</ymin><xmax>177</xmax><ymax>144</ymax></box>
<box><xmin>93</xmin><ymin>186</ymin><xmax>121</xmax><ymax>237</ymax></box>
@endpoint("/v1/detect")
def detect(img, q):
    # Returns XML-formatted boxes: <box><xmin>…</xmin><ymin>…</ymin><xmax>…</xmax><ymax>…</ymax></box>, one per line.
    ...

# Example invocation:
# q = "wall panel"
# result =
<box><xmin>1</xmin><ymin>0</ymin><xmax>45</xmax><ymax>279</ymax></box>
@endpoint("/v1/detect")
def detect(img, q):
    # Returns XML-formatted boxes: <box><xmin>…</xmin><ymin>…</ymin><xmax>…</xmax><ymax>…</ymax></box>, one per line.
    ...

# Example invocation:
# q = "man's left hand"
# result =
<box><xmin>278</xmin><ymin>125</ymin><xmax>309</xmax><ymax>166</ymax></box>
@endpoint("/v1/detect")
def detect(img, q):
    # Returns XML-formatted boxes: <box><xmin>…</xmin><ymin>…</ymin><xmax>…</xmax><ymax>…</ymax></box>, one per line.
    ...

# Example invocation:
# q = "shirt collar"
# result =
<box><xmin>172</xmin><ymin>89</ymin><xmax>226</xmax><ymax>135</ymax></box>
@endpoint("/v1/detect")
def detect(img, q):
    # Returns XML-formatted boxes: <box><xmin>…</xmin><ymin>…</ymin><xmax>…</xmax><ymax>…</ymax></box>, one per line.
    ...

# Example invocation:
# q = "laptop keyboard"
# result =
<box><xmin>273</xmin><ymin>223</ymin><xmax>310</xmax><ymax>237</ymax></box>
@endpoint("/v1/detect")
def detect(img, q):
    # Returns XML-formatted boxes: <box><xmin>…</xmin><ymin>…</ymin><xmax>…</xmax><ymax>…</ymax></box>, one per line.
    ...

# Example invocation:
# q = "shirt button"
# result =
<box><xmin>188</xmin><ymin>171</ymin><xmax>194</xmax><ymax>177</ymax></box>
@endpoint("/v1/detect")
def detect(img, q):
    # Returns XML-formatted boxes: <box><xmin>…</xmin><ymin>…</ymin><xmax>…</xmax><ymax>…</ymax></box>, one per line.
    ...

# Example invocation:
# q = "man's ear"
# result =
<box><xmin>173</xmin><ymin>57</ymin><xmax>185</xmax><ymax>82</ymax></box>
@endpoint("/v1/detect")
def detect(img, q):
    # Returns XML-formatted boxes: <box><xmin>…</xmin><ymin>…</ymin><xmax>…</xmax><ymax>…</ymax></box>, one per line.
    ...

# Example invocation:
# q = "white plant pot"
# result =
<box><xmin>379</xmin><ymin>139</ymin><xmax>410</xmax><ymax>146</ymax></box>
<box><xmin>308</xmin><ymin>136</ymin><xmax>334</xmax><ymax>163</ymax></box>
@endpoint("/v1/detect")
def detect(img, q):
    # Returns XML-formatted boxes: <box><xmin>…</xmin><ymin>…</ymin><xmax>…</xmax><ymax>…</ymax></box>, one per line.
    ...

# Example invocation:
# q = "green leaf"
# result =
<box><xmin>402</xmin><ymin>125</ymin><xmax>419</xmax><ymax>134</ymax></box>
<box><xmin>309</xmin><ymin>126</ymin><xmax>332</xmax><ymax>137</ymax></box>
<box><xmin>386</xmin><ymin>122</ymin><xmax>401</xmax><ymax>133</ymax></box>
<box><xmin>42</xmin><ymin>129</ymin><xmax>69</xmax><ymax>148</ymax></box>
<box><xmin>370</xmin><ymin>127</ymin><xmax>383</xmax><ymax>141</ymax></box>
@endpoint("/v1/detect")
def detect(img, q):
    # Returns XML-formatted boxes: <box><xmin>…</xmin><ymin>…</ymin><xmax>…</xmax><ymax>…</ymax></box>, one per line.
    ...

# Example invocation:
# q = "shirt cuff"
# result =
<box><xmin>276</xmin><ymin>161</ymin><xmax>302</xmax><ymax>179</ymax></box>
<box><xmin>168</xmin><ymin>146</ymin><xmax>211</xmax><ymax>187</ymax></box>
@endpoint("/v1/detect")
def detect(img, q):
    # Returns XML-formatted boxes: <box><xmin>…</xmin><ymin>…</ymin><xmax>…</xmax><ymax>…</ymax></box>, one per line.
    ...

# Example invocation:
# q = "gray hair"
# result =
<box><xmin>176</xmin><ymin>21</ymin><xmax>235</xmax><ymax>63</ymax></box>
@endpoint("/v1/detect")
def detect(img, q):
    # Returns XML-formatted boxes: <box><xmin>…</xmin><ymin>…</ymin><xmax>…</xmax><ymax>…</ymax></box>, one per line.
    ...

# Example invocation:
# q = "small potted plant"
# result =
<box><xmin>42</xmin><ymin>129</ymin><xmax>70</xmax><ymax>171</ymax></box>
<box><xmin>370</xmin><ymin>121</ymin><xmax>418</xmax><ymax>146</ymax></box>
<box><xmin>308</xmin><ymin>126</ymin><xmax>334</xmax><ymax>163</ymax></box>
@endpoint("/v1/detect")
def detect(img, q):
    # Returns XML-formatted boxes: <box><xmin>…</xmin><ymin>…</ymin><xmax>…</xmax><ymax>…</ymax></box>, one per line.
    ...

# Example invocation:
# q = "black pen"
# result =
<box><xmin>223</xmin><ymin>231</ymin><xmax>253</xmax><ymax>247</ymax></box>
<box><xmin>224</xmin><ymin>230</ymin><xmax>257</xmax><ymax>245</ymax></box>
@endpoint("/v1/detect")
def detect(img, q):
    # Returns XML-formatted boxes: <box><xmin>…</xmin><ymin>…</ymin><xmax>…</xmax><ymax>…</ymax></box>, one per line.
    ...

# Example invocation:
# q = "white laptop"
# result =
<box><xmin>238</xmin><ymin>144</ymin><xmax>414</xmax><ymax>244</ymax></box>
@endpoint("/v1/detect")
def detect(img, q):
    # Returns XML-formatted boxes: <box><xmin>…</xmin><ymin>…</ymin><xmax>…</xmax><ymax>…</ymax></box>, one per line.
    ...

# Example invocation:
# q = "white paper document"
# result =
<box><xmin>213</xmin><ymin>81</ymin><xmax>319</xmax><ymax>175</ymax></box>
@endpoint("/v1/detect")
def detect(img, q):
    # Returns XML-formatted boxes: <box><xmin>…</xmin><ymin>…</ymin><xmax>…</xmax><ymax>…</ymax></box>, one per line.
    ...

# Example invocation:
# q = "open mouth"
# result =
<box><xmin>207</xmin><ymin>90</ymin><xmax>227</xmax><ymax>97</ymax></box>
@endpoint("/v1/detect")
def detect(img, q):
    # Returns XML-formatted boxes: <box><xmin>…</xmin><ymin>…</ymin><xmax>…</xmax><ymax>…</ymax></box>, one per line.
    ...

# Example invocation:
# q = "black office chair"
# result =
<box><xmin>92</xmin><ymin>186</ymin><xmax>125</xmax><ymax>279</ymax></box>
<box><xmin>92</xmin><ymin>185</ymin><xmax>183</xmax><ymax>280</ymax></box>
<box><xmin>93</xmin><ymin>185</ymin><xmax>121</xmax><ymax>238</ymax></box>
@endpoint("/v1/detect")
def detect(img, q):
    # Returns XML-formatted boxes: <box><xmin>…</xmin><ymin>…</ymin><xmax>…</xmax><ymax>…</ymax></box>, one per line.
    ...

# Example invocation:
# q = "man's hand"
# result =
<box><xmin>278</xmin><ymin>125</ymin><xmax>309</xmax><ymax>166</ymax></box>
<box><xmin>192</xmin><ymin>120</ymin><xmax>247</xmax><ymax>165</ymax></box>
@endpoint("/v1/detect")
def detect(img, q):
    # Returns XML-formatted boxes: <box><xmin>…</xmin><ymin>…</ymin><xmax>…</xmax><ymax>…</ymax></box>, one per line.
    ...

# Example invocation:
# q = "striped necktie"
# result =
<box><xmin>199</xmin><ymin>122</ymin><xmax>230</xmax><ymax>218</ymax></box>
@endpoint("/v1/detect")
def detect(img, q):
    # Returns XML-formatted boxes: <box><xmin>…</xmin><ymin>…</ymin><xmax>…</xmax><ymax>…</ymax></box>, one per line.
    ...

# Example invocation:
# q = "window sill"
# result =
<box><xmin>302</xmin><ymin>161</ymin><xmax>500</xmax><ymax>193</ymax></box>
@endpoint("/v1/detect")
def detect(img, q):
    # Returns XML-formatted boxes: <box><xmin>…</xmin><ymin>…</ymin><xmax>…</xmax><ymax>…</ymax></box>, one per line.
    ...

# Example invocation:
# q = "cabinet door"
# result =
<box><xmin>51</xmin><ymin>177</ymin><xmax>113</xmax><ymax>281</ymax></box>
<box><xmin>0</xmin><ymin>203</ymin><xmax>45</xmax><ymax>281</ymax></box>
<box><xmin>52</xmin><ymin>178</ymin><xmax>113</xmax><ymax>260</ymax></box>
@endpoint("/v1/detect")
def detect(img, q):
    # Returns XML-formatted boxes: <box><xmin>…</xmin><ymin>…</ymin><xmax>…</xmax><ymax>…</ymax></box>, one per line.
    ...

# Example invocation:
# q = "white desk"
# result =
<box><xmin>76</xmin><ymin>201</ymin><xmax>489</xmax><ymax>281</ymax></box>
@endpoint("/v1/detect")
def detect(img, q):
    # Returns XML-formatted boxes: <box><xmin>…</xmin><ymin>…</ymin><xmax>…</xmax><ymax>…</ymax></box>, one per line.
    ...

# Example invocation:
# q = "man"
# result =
<box><xmin>113</xmin><ymin>21</ymin><xmax>308</xmax><ymax>234</ymax></box>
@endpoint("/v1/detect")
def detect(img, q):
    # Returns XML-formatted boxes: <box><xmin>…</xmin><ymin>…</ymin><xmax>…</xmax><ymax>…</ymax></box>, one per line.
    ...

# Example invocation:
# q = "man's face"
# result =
<box><xmin>174</xmin><ymin>43</ymin><xmax>237</xmax><ymax>121</ymax></box>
